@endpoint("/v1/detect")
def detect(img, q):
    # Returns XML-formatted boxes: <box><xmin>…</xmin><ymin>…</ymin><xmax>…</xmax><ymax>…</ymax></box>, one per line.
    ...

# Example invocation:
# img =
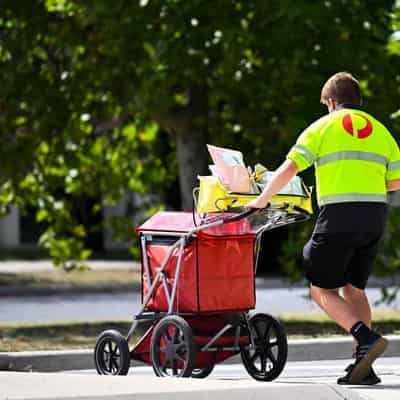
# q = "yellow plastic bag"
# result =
<box><xmin>196</xmin><ymin>175</ymin><xmax>313</xmax><ymax>215</ymax></box>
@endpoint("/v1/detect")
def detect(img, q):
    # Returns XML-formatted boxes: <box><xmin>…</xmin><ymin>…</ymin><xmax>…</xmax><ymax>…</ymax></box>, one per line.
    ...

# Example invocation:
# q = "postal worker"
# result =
<box><xmin>247</xmin><ymin>72</ymin><xmax>400</xmax><ymax>385</ymax></box>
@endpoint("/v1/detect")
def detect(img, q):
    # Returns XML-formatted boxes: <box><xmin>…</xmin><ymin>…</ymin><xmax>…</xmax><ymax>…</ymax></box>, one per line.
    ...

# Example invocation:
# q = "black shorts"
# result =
<box><xmin>302</xmin><ymin>231</ymin><xmax>383</xmax><ymax>289</ymax></box>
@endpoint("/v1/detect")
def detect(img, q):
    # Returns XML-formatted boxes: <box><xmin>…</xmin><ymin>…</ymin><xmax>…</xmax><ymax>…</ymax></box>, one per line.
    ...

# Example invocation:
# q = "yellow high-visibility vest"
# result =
<box><xmin>287</xmin><ymin>107</ymin><xmax>400</xmax><ymax>207</ymax></box>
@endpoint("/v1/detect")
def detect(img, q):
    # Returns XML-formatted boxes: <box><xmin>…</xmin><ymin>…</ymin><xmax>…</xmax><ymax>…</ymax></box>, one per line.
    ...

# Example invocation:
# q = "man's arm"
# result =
<box><xmin>247</xmin><ymin>159</ymin><xmax>298</xmax><ymax>208</ymax></box>
<box><xmin>246</xmin><ymin>116</ymin><xmax>323</xmax><ymax>209</ymax></box>
<box><xmin>387</xmin><ymin>179</ymin><xmax>400</xmax><ymax>192</ymax></box>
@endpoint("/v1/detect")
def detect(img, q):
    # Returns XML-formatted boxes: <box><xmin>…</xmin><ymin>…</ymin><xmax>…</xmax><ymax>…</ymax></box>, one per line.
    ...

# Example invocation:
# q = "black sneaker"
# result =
<box><xmin>337</xmin><ymin>363</ymin><xmax>381</xmax><ymax>385</ymax></box>
<box><xmin>347</xmin><ymin>336</ymin><xmax>388</xmax><ymax>384</ymax></box>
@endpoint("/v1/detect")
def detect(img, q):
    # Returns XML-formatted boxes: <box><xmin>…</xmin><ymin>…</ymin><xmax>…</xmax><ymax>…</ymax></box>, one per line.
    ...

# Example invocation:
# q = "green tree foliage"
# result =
<box><xmin>1</xmin><ymin>0</ymin><xmax>400</xmax><ymax>272</ymax></box>
<box><xmin>374</xmin><ymin>4</ymin><xmax>400</xmax><ymax>302</ymax></box>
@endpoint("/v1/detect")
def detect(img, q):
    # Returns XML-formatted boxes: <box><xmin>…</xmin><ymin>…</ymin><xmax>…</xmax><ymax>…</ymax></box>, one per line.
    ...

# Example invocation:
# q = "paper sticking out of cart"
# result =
<box><xmin>196</xmin><ymin>144</ymin><xmax>313</xmax><ymax>215</ymax></box>
<box><xmin>207</xmin><ymin>144</ymin><xmax>251</xmax><ymax>193</ymax></box>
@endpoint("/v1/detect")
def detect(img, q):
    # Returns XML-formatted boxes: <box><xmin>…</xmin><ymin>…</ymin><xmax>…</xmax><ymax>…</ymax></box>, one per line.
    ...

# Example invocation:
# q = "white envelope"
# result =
<box><xmin>207</xmin><ymin>144</ymin><xmax>250</xmax><ymax>193</ymax></box>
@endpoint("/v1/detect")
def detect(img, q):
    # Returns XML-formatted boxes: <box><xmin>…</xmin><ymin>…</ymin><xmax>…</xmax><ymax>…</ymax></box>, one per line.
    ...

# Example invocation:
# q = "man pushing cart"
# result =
<box><xmin>247</xmin><ymin>72</ymin><xmax>400</xmax><ymax>385</ymax></box>
<box><xmin>94</xmin><ymin>71</ymin><xmax>399</xmax><ymax>385</ymax></box>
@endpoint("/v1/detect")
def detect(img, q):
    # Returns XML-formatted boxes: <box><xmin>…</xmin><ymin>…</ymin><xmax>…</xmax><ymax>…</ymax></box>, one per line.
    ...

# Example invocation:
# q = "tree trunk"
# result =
<box><xmin>175</xmin><ymin>85</ymin><xmax>208</xmax><ymax>210</ymax></box>
<box><xmin>175</xmin><ymin>128</ymin><xmax>208</xmax><ymax>210</ymax></box>
<box><xmin>154</xmin><ymin>85</ymin><xmax>209</xmax><ymax>210</ymax></box>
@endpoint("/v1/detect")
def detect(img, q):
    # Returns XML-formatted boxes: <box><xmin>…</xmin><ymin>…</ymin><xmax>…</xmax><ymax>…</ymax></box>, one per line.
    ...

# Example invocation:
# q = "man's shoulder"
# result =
<box><xmin>301</xmin><ymin>113</ymin><xmax>334</xmax><ymax>136</ymax></box>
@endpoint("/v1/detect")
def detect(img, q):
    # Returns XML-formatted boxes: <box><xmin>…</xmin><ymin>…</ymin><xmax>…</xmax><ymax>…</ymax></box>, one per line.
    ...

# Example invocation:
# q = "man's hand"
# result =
<box><xmin>387</xmin><ymin>179</ymin><xmax>400</xmax><ymax>192</ymax></box>
<box><xmin>246</xmin><ymin>159</ymin><xmax>298</xmax><ymax>209</ymax></box>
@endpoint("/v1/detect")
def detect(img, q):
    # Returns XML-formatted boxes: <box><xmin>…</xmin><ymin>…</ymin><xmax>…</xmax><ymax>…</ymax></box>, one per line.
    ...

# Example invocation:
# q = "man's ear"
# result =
<box><xmin>327</xmin><ymin>98</ymin><xmax>337</xmax><ymax>113</ymax></box>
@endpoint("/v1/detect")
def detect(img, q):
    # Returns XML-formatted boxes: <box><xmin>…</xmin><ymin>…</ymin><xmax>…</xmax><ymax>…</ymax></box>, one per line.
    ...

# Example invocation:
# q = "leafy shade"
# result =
<box><xmin>1</xmin><ymin>1</ymin><xmax>400</xmax><ymax>270</ymax></box>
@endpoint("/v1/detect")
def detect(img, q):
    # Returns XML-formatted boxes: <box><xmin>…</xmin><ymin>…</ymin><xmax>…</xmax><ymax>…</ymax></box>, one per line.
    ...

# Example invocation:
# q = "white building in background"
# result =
<box><xmin>0</xmin><ymin>195</ymin><xmax>144</xmax><ymax>251</ymax></box>
<box><xmin>0</xmin><ymin>205</ymin><xmax>20</xmax><ymax>249</ymax></box>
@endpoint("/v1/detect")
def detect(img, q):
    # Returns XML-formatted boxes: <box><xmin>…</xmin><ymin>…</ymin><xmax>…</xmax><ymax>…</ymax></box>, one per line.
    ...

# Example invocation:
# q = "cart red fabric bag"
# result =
<box><xmin>135</xmin><ymin>212</ymin><xmax>256</xmax><ymax>313</ymax></box>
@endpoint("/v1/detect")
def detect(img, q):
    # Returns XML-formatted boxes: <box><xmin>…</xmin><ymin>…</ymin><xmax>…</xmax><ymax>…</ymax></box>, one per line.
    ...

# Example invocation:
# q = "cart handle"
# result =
<box><xmin>222</xmin><ymin>207</ymin><xmax>259</xmax><ymax>224</ymax></box>
<box><xmin>222</xmin><ymin>202</ymin><xmax>310</xmax><ymax>223</ymax></box>
<box><xmin>292</xmin><ymin>205</ymin><xmax>311</xmax><ymax>215</ymax></box>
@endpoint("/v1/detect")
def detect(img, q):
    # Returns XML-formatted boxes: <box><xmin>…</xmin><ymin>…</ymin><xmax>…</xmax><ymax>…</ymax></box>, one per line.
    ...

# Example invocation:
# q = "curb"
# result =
<box><xmin>0</xmin><ymin>349</ymin><xmax>93</xmax><ymax>372</ymax></box>
<box><xmin>1</xmin><ymin>336</ymin><xmax>399</xmax><ymax>373</ymax></box>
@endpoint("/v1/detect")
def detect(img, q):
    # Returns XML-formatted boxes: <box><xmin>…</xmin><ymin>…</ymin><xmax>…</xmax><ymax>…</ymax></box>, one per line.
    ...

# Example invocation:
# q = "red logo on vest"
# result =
<box><xmin>342</xmin><ymin>113</ymin><xmax>373</xmax><ymax>139</ymax></box>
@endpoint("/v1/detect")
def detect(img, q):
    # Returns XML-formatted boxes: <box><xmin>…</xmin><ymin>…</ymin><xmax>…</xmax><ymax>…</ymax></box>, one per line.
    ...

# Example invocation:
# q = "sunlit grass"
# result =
<box><xmin>0</xmin><ymin>320</ymin><xmax>143</xmax><ymax>352</ymax></box>
<box><xmin>0</xmin><ymin>268</ymin><xmax>141</xmax><ymax>290</ymax></box>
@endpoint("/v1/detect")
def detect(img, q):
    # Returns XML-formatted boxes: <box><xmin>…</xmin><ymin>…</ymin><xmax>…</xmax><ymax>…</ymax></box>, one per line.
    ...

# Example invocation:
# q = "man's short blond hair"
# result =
<box><xmin>320</xmin><ymin>72</ymin><xmax>361</xmax><ymax>106</ymax></box>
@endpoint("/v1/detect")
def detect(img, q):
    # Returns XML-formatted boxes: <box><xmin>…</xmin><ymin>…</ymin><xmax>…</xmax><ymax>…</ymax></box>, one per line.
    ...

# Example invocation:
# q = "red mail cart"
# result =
<box><xmin>94</xmin><ymin>203</ymin><xmax>309</xmax><ymax>380</ymax></box>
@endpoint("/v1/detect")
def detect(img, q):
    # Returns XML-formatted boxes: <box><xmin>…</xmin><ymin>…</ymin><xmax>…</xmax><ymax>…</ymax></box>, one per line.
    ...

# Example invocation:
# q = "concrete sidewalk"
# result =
<box><xmin>0</xmin><ymin>371</ymin><xmax>367</xmax><ymax>400</ymax></box>
<box><xmin>1</xmin><ymin>336</ymin><xmax>399</xmax><ymax>372</ymax></box>
<box><xmin>1</xmin><ymin>338</ymin><xmax>399</xmax><ymax>400</ymax></box>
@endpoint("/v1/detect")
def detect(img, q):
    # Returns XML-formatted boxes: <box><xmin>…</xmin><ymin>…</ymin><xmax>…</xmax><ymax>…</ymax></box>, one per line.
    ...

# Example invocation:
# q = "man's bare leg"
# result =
<box><xmin>342</xmin><ymin>284</ymin><xmax>372</xmax><ymax>355</ymax></box>
<box><xmin>341</xmin><ymin>283</ymin><xmax>381</xmax><ymax>383</ymax></box>
<box><xmin>310</xmin><ymin>284</ymin><xmax>387</xmax><ymax>384</ymax></box>
<box><xmin>309</xmin><ymin>285</ymin><xmax>360</xmax><ymax>332</ymax></box>
<box><xmin>342</xmin><ymin>284</ymin><xmax>371</xmax><ymax>328</ymax></box>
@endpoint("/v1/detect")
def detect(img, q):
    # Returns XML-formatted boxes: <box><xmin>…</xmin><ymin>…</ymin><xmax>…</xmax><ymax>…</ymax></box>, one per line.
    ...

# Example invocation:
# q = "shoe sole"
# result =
<box><xmin>338</xmin><ymin>376</ymin><xmax>381</xmax><ymax>386</ymax></box>
<box><xmin>348</xmin><ymin>338</ymin><xmax>388</xmax><ymax>384</ymax></box>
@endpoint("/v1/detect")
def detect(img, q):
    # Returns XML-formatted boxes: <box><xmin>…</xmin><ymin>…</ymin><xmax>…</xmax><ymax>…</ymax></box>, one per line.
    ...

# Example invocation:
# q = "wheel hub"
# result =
<box><xmin>166</xmin><ymin>342</ymin><xmax>183</xmax><ymax>360</ymax></box>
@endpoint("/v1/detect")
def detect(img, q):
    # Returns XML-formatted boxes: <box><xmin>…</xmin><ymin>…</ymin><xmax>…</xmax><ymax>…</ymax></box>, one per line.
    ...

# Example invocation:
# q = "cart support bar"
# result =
<box><xmin>168</xmin><ymin>238</ymin><xmax>185</xmax><ymax>314</ymax></box>
<box><xmin>201</xmin><ymin>324</ymin><xmax>233</xmax><ymax>352</ymax></box>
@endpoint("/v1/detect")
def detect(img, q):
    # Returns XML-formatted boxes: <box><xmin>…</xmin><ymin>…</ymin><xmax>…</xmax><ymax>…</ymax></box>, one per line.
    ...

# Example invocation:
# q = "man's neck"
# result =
<box><xmin>335</xmin><ymin>103</ymin><xmax>362</xmax><ymax>111</ymax></box>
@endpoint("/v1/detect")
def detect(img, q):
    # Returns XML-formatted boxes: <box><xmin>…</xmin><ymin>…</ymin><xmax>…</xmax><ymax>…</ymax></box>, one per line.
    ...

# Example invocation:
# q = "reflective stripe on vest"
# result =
<box><xmin>293</xmin><ymin>144</ymin><xmax>315</xmax><ymax>164</ymax></box>
<box><xmin>388</xmin><ymin>160</ymin><xmax>400</xmax><ymax>171</ymax></box>
<box><xmin>319</xmin><ymin>193</ymin><xmax>387</xmax><ymax>206</ymax></box>
<box><xmin>316</xmin><ymin>151</ymin><xmax>388</xmax><ymax>167</ymax></box>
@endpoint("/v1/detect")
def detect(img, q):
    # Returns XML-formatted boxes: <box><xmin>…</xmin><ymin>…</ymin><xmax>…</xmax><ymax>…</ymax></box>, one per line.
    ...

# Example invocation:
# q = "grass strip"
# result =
<box><xmin>281</xmin><ymin>310</ymin><xmax>400</xmax><ymax>338</ymax></box>
<box><xmin>0</xmin><ymin>320</ymin><xmax>140</xmax><ymax>352</ymax></box>
<box><xmin>0</xmin><ymin>269</ymin><xmax>141</xmax><ymax>294</ymax></box>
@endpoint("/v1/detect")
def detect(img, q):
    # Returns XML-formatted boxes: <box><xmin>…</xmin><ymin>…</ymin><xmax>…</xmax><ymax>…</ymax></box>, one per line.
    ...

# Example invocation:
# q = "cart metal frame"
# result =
<box><xmin>126</xmin><ymin>204</ymin><xmax>310</xmax><ymax>357</ymax></box>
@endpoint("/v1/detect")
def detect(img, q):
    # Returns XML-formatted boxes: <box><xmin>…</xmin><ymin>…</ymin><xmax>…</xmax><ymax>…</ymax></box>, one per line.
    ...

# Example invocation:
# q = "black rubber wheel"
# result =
<box><xmin>94</xmin><ymin>329</ymin><xmax>130</xmax><ymax>375</ymax></box>
<box><xmin>240</xmin><ymin>313</ymin><xmax>287</xmax><ymax>381</ymax></box>
<box><xmin>191</xmin><ymin>363</ymin><xmax>214</xmax><ymax>379</ymax></box>
<box><xmin>150</xmin><ymin>315</ymin><xmax>195</xmax><ymax>377</ymax></box>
